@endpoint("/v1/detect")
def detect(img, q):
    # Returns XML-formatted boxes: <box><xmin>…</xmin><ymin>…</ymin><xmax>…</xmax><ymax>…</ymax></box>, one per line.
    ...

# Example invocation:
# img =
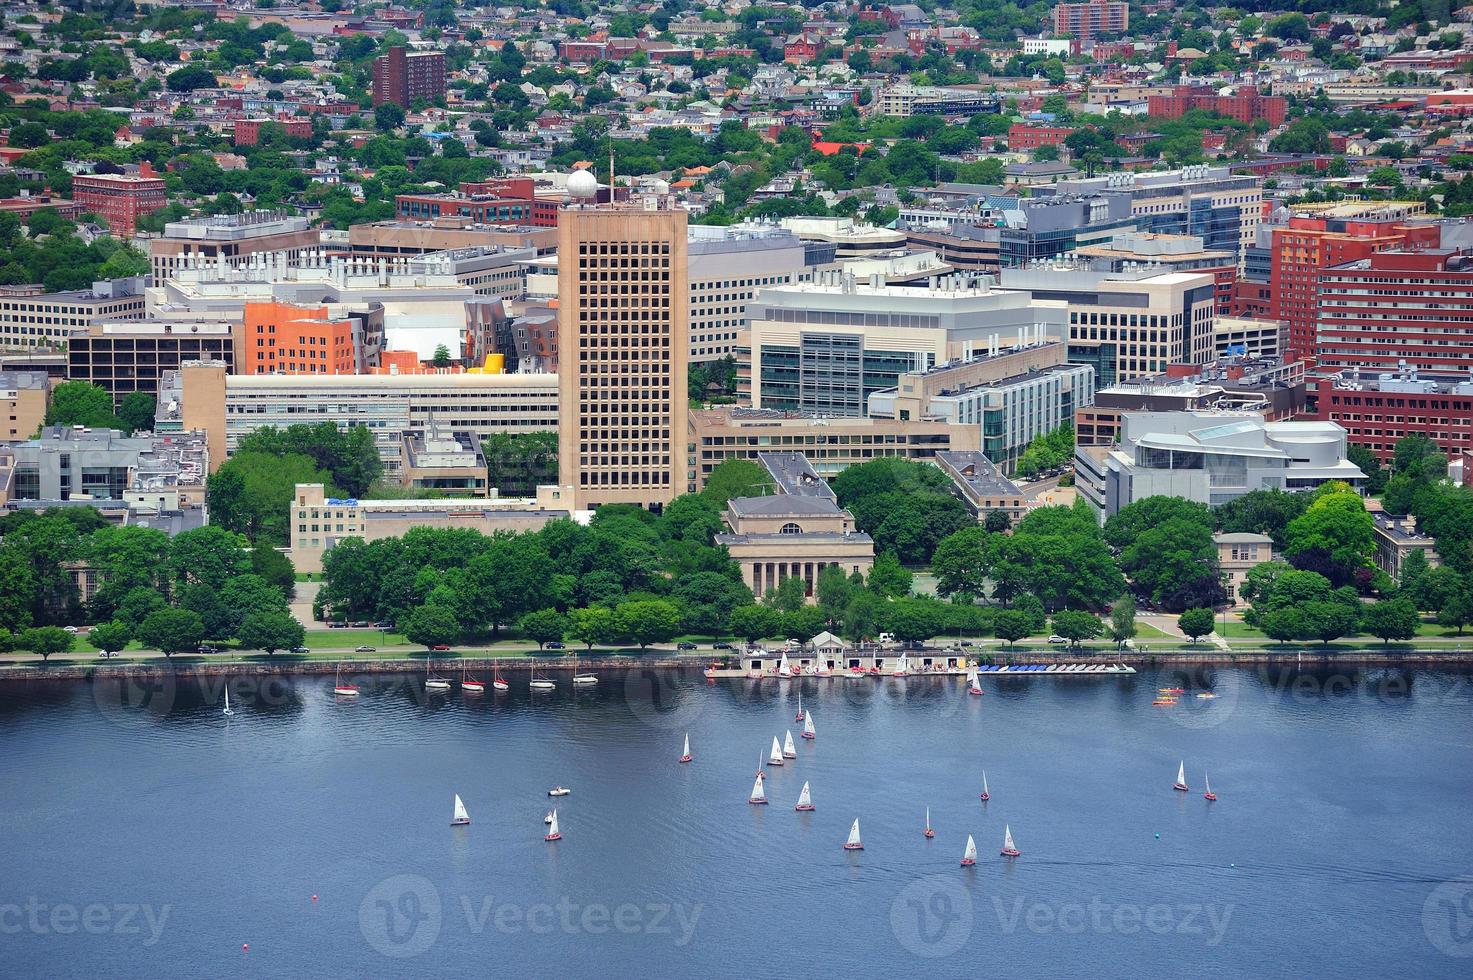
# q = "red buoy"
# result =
<box><xmin>311</xmin><ymin>895</ymin><xmax>318</xmax><ymax>902</ymax></box>
<box><xmin>242</xmin><ymin>943</ymin><xmax>249</xmax><ymax>952</ymax></box>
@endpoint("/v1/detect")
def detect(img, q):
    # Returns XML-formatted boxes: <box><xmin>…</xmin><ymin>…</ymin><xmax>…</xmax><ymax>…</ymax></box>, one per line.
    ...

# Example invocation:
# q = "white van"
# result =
<box><xmin>877</xmin><ymin>633</ymin><xmax>896</xmax><ymax>645</ymax></box>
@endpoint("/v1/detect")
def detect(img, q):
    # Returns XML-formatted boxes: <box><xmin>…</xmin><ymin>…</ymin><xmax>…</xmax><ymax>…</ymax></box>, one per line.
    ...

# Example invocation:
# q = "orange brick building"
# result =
<box><xmin>241</xmin><ymin>300</ymin><xmax>375</xmax><ymax>375</ymax></box>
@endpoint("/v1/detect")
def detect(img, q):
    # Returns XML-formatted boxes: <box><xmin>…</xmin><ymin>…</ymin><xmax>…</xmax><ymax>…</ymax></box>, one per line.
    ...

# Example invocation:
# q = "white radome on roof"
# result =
<box><xmin>567</xmin><ymin>169</ymin><xmax>598</xmax><ymax>199</ymax></box>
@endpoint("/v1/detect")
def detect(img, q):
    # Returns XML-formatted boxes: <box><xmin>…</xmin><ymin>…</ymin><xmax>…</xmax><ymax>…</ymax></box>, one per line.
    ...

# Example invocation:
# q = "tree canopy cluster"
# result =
<box><xmin>830</xmin><ymin>458</ymin><xmax>973</xmax><ymax>565</ymax></box>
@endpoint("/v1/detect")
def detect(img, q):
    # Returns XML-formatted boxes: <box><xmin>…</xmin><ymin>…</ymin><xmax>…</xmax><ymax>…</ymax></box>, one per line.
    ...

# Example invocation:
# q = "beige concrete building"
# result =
<box><xmin>149</xmin><ymin>210</ymin><xmax>320</xmax><ymax>283</ymax></box>
<box><xmin>288</xmin><ymin>482</ymin><xmax>570</xmax><ymax>573</ymax></box>
<box><xmin>400</xmin><ymin>428</ymin><xmax>489</xmax><ymax>497</ymax></box>
<box><xmin>0</xmin><ymin>279</ymin><xmax>146</xmax><ymax>350</ymax></box>
<box><xmin>557</xmin><ymin>205</ymin><xmax>688</xmax><ymax>509</ymax></box>
<box><xmin>689</xmin><ymin>406</ymin><xmax>981</xmax><ymax>492</ymax></box>
<box><xmin>1215</xmin><ymin>531</ymin><xmax>1276</xmax><ymax>606</ymax></box>
<box><xmin>1371</xmin><ymin>513</ymin><xmax>1439</xmax><ymax>581</ymax></box>
<box><xmin>0</xmin><ymin>370</ymin><xmax>50</xmax><ymax>441</ymax></box>
<box><xmin>346</xmin><ymin>219</ymin><xmax>558</xmax><ymax>259</ymax></box>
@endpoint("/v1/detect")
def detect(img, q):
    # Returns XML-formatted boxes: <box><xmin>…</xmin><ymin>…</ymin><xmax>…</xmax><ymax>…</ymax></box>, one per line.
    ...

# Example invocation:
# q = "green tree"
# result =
<box><xmin>566</xmin><ymin>605</ymin><xmax>620</xmax><ymax>651</ymax></box>
<box><xmin>1108</xmin><ymin>597</ymin><xmax>1137</xmax><ymax>646</ymax></box>
<box><xmin>374</xmin><ymin>102</ymin><xmax>406</xmax><ymax>131</ymax></box>
<box><xmin>1298</xmin><ymin>600</ymin><xmax>1360</xmax><ymax>647</ymax></box>
<box><xmin>1050</xmin><ymin>610</ymin><xmax>1102</xmax><ymax>648</ymax></box>
<box><xmin>117</xmin><ymin>391</ymin><xmax>156</xmax><ymax>434</ymax></box>
<box><xmin>1360</xmin><ymin>597</ymin><xmax>1419</xmax><ymax>646</ymax></box>
<box><xmin>728</xmin><ymin>603</ymin><xmax>781</xmax><ymax>645</ymax></box>
<box><xmin>171</xmin><ymin>525</ymin><xmax>252</xmax><ymax>591</ymax></box>
<box><xmin>1283</xmin><ymin>491</ymin><xmax>1374</xmax><ymax>587</ymax></box>
<box><xmin>1438</xmin><ymin>590</ymin><xmax>1473</xmax><ymax>634</ymax></box>
<box><xmin>403</xmin><ymin>603</ymin><xmax>460</xmax><ymax>648</ymax></box>
<box><xmin>884</xmin><ymin>597</ymin><xmax>947</xmax><ymax>647</ymax></box>
<box><xmin>930</xmin><ymin>525</ymin><xmax>992</xmax><ymax>599</ymax></box>
<box><xmin>138</xmin><ymin>608</ymin><xmax>205</xmax><ymax>657</ymax></box>
<box><xmin>763</xmin><ymin>574</ymin><xmax>808</xmax><ymax>613</ymax></box>
<box><xmin>518</xmin><ymin>608</ymin><xmax>568</xmax><ymax>649</ymax></box>
<box><xmin>236</xmin><ymin>610</ymin><xmax>305</xmax><ymax>654</ymax></box>
<box><xmin>992</xmin><ymin>608</ymin><xmax>1033</xmax><ymax>647</ymax></box>
<box><xmin>18</xmin><ymin>625</ymin><xmax>73</xmax><ymax>662</ymax></box>
<box><xmin>88</xmin><ymin>620</ymin><xmax>131</xmax><ymax>657</ymax></box>
<box><xmin>1178</xmin><ymin>607</ymin><xmax>1216</xmax><ymax>644</ymax></box>
<box><xmin>432</xmin><ymin>344</ymin><xmax>452</xmax><ymax>367</ymax></box>
<box><xmin>616</xmin><ymin>599</ymin><xmax>682</xmax><ymax>649</ymax></box>
<box><xmin>166</xmin><ymin>65</ymin><xmax>217</xmax><ymax>91</ymax></box>
<box><xmin>867</xmin><ymin>552</ymin><xmax>913</xmax><ymax>599</ymax></box>
<box><xmin>45</xmin><ymin>381</ymin><xmax>122</xmax><ymax>430</ymax></box>
<box><xmin>700</xmin><ymin>459</ymin><xmax>773</xmax><ymax>504</ymax></box>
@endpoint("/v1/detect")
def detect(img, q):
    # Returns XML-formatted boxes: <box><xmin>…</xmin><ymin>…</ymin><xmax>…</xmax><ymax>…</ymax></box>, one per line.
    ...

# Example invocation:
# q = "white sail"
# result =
<box><xmin>1205</xmin><ymin>773</ymin><xmax>1212</xmax><ymax>794</ymax></box>
<box><xmin>778</xmin><ymin>651</ymin><xmax>790</xmax><ymax>673</ymax></box>
<box><xmin>1003</xmin><ymin>825</ymin><xmax>1015</xmax><ymax>851</ymax></box>
<box><xmin>769</xmin><ymin>736</ymin><xmax>784</xmax><ymax>765</ymax></box>
<box><xmin>925</xmin><ymin>806</ymin><xmax>931</xmax><ymax>831</ymax></box>
<box><xmin>797</xmin><ymin>692</ymin><xmax>802</xmax><ymax>714</ymax></box>
<box><xmin>1177</xmin><ymin>761</ymin><xmax>1187</xmax><ymax>786</ymax></box>
<box><xmin>783</xmin><ymin>730</ymin><xmax>796</xmax><ymax>757</ymax></box>
<box><xmin>966</xmin><ymin>668</ymin><xmax>978</xmax><ymax>685</ymax></box>
<box><xmin>796</xmin><ymin>781</ymin><xmax>811</xmax><ymax>808</ymax></box>
<box><xmin>963</xmin><ymin>835</ymin><xmax>977</xmax><ymax>863</ymax></box>
<box><xmin>452</xmin><ymin>794</ymin><xmax>469</xmax><ymax>824</ymax></box>
<box><xmin>682</xmin><ymin>734</ymin><xmax>691</xmax><ymax>758</ymax></box>
<box><xmin>846</xmin><ymin>818</ymin><xmax>862</xmax><ymax>847</ymax></box>
<box><xmin>750</xmin><ymin>772</ymin><xmax>766</xmax><ymax>802</ymax></box>
<box><xmin>896</xmin><ymin>654</ymin><xmax>909</xmax><ymax>673</ymax></box>
<box><xmin>547</xmin><ymin>810</ymin><xmax>559</xmax><ymax>837</ymax></box>
<box><xmin>803</xmin><ymin>713</ymin><xmax>816</xmax><ymax>737</ymax></box>
<box><xmin>982</xmin><ymin>771</ymin><xmax>989</xmax><ymax>796</ymax></box>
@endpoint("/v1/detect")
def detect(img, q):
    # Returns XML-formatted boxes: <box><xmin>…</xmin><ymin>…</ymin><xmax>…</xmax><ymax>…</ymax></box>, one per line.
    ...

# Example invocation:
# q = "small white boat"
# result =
<box><xmin>893</xmin><ymin>654</ymin><xmax>910</xmax><ymax>677</ymax></box>
<box><xmin>544</xmin><ymin>809</ymin><xmax>561</xmax><ymax>841</ymax></box>
<box><xmin>572</xmin><ymin>674</ymin><xmax>598</xmax><ymax>686</ymax></box>
<box><xmin>679</xmin><ymin>733</ymin><xmax>693</xmax><ymax>764</ymax></box>
<box><xmin>961</xmin><ymin>834</ymin><xmax>977</xmax><ymax>867</ymax></box>
<box><xmin>548</xmin><ymin>786</ymin><xmax>570</xmax><ymax>797</ymax></box>
<box><xmin>462</xmin><ymin>665</ymin><xmax>485</xmax><ymax>694</ymax></box>
<box><xmin>795</xmin><ymin>692</ymin><xmax>804</xmax><ymax>722</ymax></box>
<box><xmin>794</xmin><ymin>781</ymin><xmax>814</xmax><ymax>811</ymax></box>
<box><xmin>768</xmin><ymin>735</ymin><xmax>784</xmax><ymax>766</ymax></box>
<box><xmin>777</xmin><ymin>651</ymin><xmax>792</xmax><ymax>678</ymax></box>
<box><xmin>424</xmin><ymin>659</ymin><xmax>450</xmax><ymax>692</ymax></box>
<box><xmin>924</xmin><ymin>806</ymin><xmax>934</xmax><ymax>839</ymax></box>
<box><xmin>332</xmin><ymin>663</ymin><xmax>359</xmax><ymax>697</ymax></box>
<box><xmin>530</xmin><ymin>668</ymin><xmax>556</xmax><ymax>691</ymax></box>
<box><xmin>967</xmin><ymin>668</ymin><xmax>983</xmax><ymax>696</ymax></box>
<box><xmin>222</xmin><ymin>685</ymin><xmax>233</xmax><ymax>717</ymax></box>
<box><xmin>782</xmin><ymin>730</ymin><xmax>797</xmax><ymax>759</ymax></box>
<box><xmin>492</xmin><ymin>668</ymin><xmax>509</xmax><ymax>692</ymax></box>
<box><xmin>1001</xmin><ymin>824</ymin><xmax>1020</xmax><ymax>857</ymax></box>
<box><xmin>1204</xmin><ymin>772</ymin><xmax>1218</xmax><ymax>802</ymax></box>
<box><xmin>816</xmin><ymin>663</ymin><xmax>832</xmax><ymax>677</ymax></box>
<box><xmin>843</xmin><ymin>818</ymin><xmax>863</xmax><ymax>851</ymax></box>
<box><xmin>980</xmin><ymin>771</ymin><xmax>990</xmax><ymax>801</ymax></box>
<box><xmin>748</xmin><ymin>770</ymin><xmax>767</xmax><ymax>805</ymax></box>
<box><xmin>1173</xmin><ymin>760</ymin><xmax>1189</xmax><ymax>792</ymax></box>
<box><xmin>451</xmin><ymin>794</ymin><xmax>470</xmax><ymax>826</ymax></box>
<box><xmin>801</xmin><ymin>712</ymin><xmax>816</xmax><ymax>740</ymax></box>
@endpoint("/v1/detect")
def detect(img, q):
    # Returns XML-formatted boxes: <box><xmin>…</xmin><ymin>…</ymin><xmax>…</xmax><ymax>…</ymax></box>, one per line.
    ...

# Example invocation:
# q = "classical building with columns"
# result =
<box><xmin>715</xmin><ymin>452</ymin><xmax>874</xmax><ymax>601</ymax></box>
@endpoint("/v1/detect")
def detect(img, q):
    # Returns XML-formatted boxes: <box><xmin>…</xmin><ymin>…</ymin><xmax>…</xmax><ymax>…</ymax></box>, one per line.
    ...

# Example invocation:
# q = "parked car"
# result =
<box><xmin>877</xmin><ymin>632</ymin><xmax>896</xmax><ymax>645</ymax></box>
<box><xmin>1046</xmin><ymin>635</ymin><xmax>1067</xmax><ymax>645</ymax></box>
<box><xmin>63</xmin><ymin>626</ymin><xmax>80</xmax><ymax>634</ymax></box>
<box><xmin>677</xmin><ymin>641</ymin><xmax>697</xmax><ymax>650</ymax></box>
<box><xmin>354</xmin><ymin>645</ymin><xmax>375</xmax><ymax>653</ymax></box>
<box><xmin>291</xmin><ymin>646</ymin><xmax>310</xmax><ymax>654</ymax></box>
<box><xmin>374</xmin><ymin>621</ymin><xmax>395</xmax><ymax>629</ymax></box>
<box><xmin>430</xmin><ymin>644</ymin><xmax>451</xmax><ymax>651</ymax></box>
<box><xmin>713</xmin><ymin>642</ymin><xmax>733</xmax><ymax>650</ymax></box>
<box><xmin>198</xmin><ymin>644</ymin><xmax>220</xmax><ymax>654</ymax></box>
<box><xmin>349</xmin><ymin>621</ymin><xmax>370</xmax><ymax>628</ymax></box>
<box><xmin>545</xmin><ymin>641</ymin><xmax>565</xmax><ymax>650</ymax></box>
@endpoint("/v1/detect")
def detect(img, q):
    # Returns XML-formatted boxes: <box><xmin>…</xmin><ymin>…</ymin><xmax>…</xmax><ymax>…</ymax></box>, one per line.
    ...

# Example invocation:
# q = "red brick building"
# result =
<box><xmin>1007</xmin><ymin>124</ymin><xmax>1075</xmax><ymax>151</ymax></box>
<box><xmin>71</xmin><ymin>163</ymin><xmax>166</xmax><ymax>236</ymax></box>
<box><xmin>1308</xmin><ymin>374</ymin><xmax>1473</xmax><ymax>463</ymax></box>
<box><xmin>234</xmin><ymin>117</ymin><xmax>314</xmax><ymax>147</ymax></box>
<box><xmin>395</xmin><ymin>188</ymin><xmax>559</xmax><ymax>228</ymax></box>
<box><xmin>372</xmin><ymin>46</ymin><xmax>446</xmax><ymax>107</ymax></box>
<box><xmin>784</xmin><ymin>33</ymin><xmax>822</xmax><ymax>64</ymax></box>
<box><xmin>1147</xmin><ymin>85</ymin><xmax>1287</xmax><ymax>128</ymax></box>
<box><xmin>1053</xmin><ymin>0</ymin><xmax>1128</xmax><ymax>40</ymax></box>
<box><xmin>1316</xmin><ymin>249</ymin><xmax>1473</xmax><ymax>376</ymax></box>
<box><xmin>1270</xmin><ymin>215</ymin><xmax>1439</xmax><ymax>361</ymax></box>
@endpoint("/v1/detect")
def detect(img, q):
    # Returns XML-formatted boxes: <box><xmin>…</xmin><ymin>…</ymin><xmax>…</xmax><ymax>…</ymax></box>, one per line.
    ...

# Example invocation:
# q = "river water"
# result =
<box><xmin>1</xmin><ymin>664</ymin><xmax>1470</xmax><ymax>978</ymax></box>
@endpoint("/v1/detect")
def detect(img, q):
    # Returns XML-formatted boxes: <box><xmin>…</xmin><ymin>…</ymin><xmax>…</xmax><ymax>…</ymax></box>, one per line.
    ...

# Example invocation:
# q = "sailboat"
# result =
<box><xmin>544</xmin><ymin>809</ymin><xmax>561</xmax><ymax>841</ymax></box>
<box><xmin>462</xmin><ymin>664</ymin><xmax>485</xmax><ymax>694</ymax></box>
<box><xmin>794</xmin><ymin>781</ymin><xmax>814</xmax><ymax>811</ymax></box>
<box><xmin>979</xmin><ymin>771</ymin><xmax>990</xmax><ymax>801</ymax></box>
<box><xmin>893</xmin><ymin>654</ymin><xmax>910</xmax><ymax>677</ymax></box>
<box><xmin>492</xmin><ymin>662</ymin><xmax>509</xmax><ymax>692</ymax></box>
<box><xmin>1204</xmin><ymin>773</ymin><xmax>1217</xmax><ymax>802</ymax></box>
<box><xmin>425</xmin><ymin>658</ymin><xmax>451</xmax><ymax>692</ymax></box>
<box><xmin>795</xmin><ymin>692</ymin><xmax>804</xmax><ymax>722</ymax></box>
<box><xmin>777</xmin><ymin>651</ymin><xmax>792</xmax><ymax>678</ymax></box>
<box><xmin>530</xmin><ymin>666</ymin><xmax>556</xmax><ymax>691</ymax></box>
<box><xmin>967</xmin><ymin>668</ymin><xmax>983</xmax><ymax>696</ymax></box>
<box><xmin>679</xmin><ymin>733</ymin><xmax>693</xmax><ymax>764</ymax></box>
<box><xmin>768</xmin><ymin>735</ymin><xmax>784</xmax><ymax>766</ymax></box>
<box><xmin>571</xmin><ymin>658</ymin><xmax>597</xmax><ymax>686</ymax></box>
<box><xmin>782</xmin><ymin>730</ymin><xmax>797</xmax><ymax>759</ymax></box>
<box><xmin>1000</xmin><ymin>824</ymin><xmax>1020</xmax><ymax>858</ymax></box>
<box><xmin>222</xmin><ymin>684</ymin><xmax>233</xmax><ymax>717</ymax></box>
<box><xmin>1173</xmin><ymin>760</ymin><xmax>1189</xmax><ymax>792</ymax></box>
<box><xmin>748</xmin><ymin>769</ymin><xmax>768</xmax><ymax>805</ymax></box>
<box><xmin>924</xmin><ymin>807</ymin><xmax>934</xmax><ymax>839</ymax></box>
<box><xmin>801</xmin><ymin>711</ymin><xmax>816</xmax><ymax>740</ymax></box>
<box><xmin>544</xmin><ymin>809</ymin><xmax>554</xmax><ymax>824</ymax></box>
<box><xmin>843</xmin><ymin>818</ymin><xmax>863</xmax><ymax>851</ymax></box>
<box><xmin>961</xmin><ymin>834</ymin><xmax>977</xmax><ymax>867</ymax></box>
<box><xmin>451</xmin><ymin>794</ymin><xmax>470</xmax><ymax>826</ymax></box>
<box><xmin>332</xmin><ymin>663</ymin><xmax>359</xmax><ymax>697</ymax></box>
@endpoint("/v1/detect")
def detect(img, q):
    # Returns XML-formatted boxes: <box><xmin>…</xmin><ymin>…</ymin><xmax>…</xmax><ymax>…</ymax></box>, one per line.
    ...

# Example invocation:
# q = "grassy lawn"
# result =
<box><xmin>301</xmin><ymin>629</ymin><xmax>409</xmax><ymax>649</ymax></box>
<box><xmin>1136</xmin><ymin>623</ymin><xmax>1177</xmax><ymax>639</ymax></box>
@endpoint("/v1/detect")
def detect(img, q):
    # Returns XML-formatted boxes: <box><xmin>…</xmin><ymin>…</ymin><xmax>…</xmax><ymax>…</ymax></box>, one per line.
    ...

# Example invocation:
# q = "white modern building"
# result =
<box><xmin>1076</xmin><ymin>410</ymin><xmax>1366</xmax><ymax>518</ymax></box>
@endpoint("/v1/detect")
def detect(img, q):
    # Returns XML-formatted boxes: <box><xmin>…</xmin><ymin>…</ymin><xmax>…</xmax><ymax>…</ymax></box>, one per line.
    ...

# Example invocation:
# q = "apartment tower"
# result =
<box><xmin>557</xmin><ymin>205</ymin><xmax>689</xmax><ymax>510</ymax></box>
